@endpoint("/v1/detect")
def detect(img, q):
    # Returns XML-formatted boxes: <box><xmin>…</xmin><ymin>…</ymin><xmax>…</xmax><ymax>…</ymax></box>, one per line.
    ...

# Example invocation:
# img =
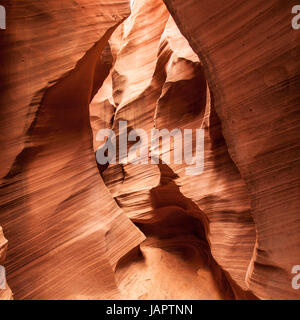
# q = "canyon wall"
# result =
<box><xmin>0</xmin><ymin>0</ymin><xmax>144</xmax><ymax>300</ymax></box>
<box><xmin>0</xmin><ymin>0</ymin><xmax>299</xmax><ymax>299</ymax></box>
<box><xmin>163</xmin><ymin>0</ymin><xmax>300</xmax><ymax>299</ymax></box>
<box><xmin>91</xmin><ymin>0</ymin><xmax>257</xmax><ymax>299</ymax></box>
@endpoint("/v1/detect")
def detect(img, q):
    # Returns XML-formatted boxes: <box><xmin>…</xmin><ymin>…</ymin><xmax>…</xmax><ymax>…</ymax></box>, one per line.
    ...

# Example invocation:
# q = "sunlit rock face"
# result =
<box><xmin>90</xmin><ymin>0</ymin><xmax>256</xmax><ymax>299</ymax></box>
<box><xmin>0</xmin><ymin>0</ymin><xmax>299</xmax><ymax>300</ymax></box>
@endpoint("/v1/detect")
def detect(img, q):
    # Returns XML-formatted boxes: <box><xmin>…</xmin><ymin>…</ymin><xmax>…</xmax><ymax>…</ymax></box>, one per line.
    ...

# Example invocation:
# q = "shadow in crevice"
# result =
<box><xmin>115</xmin><ymin>163</ymin><xmax>238</xmax><ymax>300</ymax></box>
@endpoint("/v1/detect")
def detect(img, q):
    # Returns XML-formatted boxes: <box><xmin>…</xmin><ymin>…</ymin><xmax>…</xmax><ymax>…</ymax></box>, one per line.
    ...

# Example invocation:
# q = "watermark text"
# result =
<box><xmin>96</xmin><ymin>121</ymin><xmax>204</xmax><ymax>176</ymax></box>
<box><xmin>0</xmin><ymin>5</ymin><xmax>5</xmax><ymax>30</ymax></box>
<box><xmin>292</xmin><ymin>5</ymin><xmax>300</xmax><ymax>30</ymax></box>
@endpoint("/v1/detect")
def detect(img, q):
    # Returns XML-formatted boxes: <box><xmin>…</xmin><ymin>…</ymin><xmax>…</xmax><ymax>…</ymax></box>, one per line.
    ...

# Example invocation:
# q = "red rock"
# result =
<box><xmin>163</xmin><ymin>0</ymin><xmax>300</xmax><ymax>299</ymax></box>
<box><xmin>0</xmin><ymin>0</ymin><xmax>299</xmax><ymax>300</ymax></box>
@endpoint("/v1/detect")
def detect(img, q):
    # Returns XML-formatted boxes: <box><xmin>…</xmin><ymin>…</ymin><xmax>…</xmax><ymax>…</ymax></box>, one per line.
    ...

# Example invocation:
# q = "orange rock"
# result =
<box><xmin>163</xmin><ymin>0</ymin><xmax>300</xmax><ymax>299</ymax></box>
<box><xmin>0</xmin><ymin>0</ymin><xmax>299</xmax><ymax>300</ymax></box>
<box><xmin>0</xmin><ymin>0</ymin><xmax>144</xmax><ymax>300</ymax></box>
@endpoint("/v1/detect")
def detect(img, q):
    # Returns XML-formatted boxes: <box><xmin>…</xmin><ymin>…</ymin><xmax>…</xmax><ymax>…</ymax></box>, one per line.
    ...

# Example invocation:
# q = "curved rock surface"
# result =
<box><xmin>163</xmin><ymin>0</ymin><xmax>300</xmax><ymax>299</ymax></box>
<box><xmin>0</xmin><ymin>0</ymin><xmax>144</xmax><ymax>300</ymax></box>
<box><xmin>91</xmin><ymin>0</ymin><xmax>257</xmax><ymax>299</ymax></box>
<box><xmin>0</xmin><ymin>0</ymin><xmax>299</xmax><ymax>300</ymax></box>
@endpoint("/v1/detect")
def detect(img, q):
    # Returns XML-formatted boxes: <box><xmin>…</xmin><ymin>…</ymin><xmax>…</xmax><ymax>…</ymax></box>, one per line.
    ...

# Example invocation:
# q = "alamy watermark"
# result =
<box><xmin>292</xmin><ymin>5</ymin><xmax>300</xmax><ymax>30</ymax></box>
<box><xmin>292</xmin><ymin>265</ymin><xmax>300</xmax><ymax>290</ymax></box>
<box><xmin>96</xmin><ymin>121</ymin><xmax>204</xmax><ymax>176</ymax></box>
<box><xmin>0</xmin><ymin>5</ymin><xmax>5</xmax><ymax>30</ymax></box>
<box><xmin>0</xmin><ymin>265</ymin><xmax>6</xmax><ymax>289</ymax></box>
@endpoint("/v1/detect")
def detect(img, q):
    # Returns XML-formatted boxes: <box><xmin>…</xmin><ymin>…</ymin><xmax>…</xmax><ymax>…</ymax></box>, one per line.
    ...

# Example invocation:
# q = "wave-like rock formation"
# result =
<box><xmin>0</xmin><ymin>0</ymin><xmax>299</xmax><ymax>299</ymax></box>
<box><xmin>0</xmin><ymin>0</ymin><xmax>144</xmax><ymax>300</ymax></box>
<box><xmin>163</xmin><ymin>0</ymin><xmax>300</xmax><ymax>300</ymax></box>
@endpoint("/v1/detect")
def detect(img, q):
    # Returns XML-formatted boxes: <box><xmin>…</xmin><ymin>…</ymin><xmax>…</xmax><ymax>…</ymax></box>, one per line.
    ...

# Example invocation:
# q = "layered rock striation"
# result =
<box><xmin>0</xmin><ymin>0</ymin><xmax>299</xmax><ymax>300</ymax></box>
<box><xmin>0</xmin><ymin>0</ymin><xmax>144</xmax><ymax>300</ymax></box>
<box><xmin>163</xmin><ymin>0</ymin><xmax>300</xmax><ymax>299</ymax></box>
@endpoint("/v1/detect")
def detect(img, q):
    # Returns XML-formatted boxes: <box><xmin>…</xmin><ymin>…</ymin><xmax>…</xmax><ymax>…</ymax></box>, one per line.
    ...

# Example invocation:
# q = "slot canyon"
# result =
<box><xmin>0</xmin><ymin>0</ymin><xmax>299</xmax><ymax>300</ymax></box>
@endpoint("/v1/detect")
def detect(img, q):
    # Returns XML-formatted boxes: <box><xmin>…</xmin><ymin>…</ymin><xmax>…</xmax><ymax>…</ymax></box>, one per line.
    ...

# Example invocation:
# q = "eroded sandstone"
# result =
<box><xmin>0</xmin><ymin>0</ymin><xmax>299</xmax><ymax>300</ymax></box>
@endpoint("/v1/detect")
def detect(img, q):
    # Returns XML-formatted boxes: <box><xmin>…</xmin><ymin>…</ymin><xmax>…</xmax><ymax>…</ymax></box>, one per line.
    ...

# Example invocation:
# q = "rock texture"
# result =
<box><xmin>0</xmin><ymin>0</ymin><xmax>299</xmax><ymax>300</ymax></box>
<box><xmin>91</xmin><ymin>0</ymin><xmax>257</xmax><ymax>299</ymax></box>
<box><xmin>163</xmin><ymin>0</ymin><xmax>300</xmax><ymax>299</ymax></box>
<box><xmin>0</xmin><ymin>0</ymin><xmax>144</xmax><ymax>300</ymax></box>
